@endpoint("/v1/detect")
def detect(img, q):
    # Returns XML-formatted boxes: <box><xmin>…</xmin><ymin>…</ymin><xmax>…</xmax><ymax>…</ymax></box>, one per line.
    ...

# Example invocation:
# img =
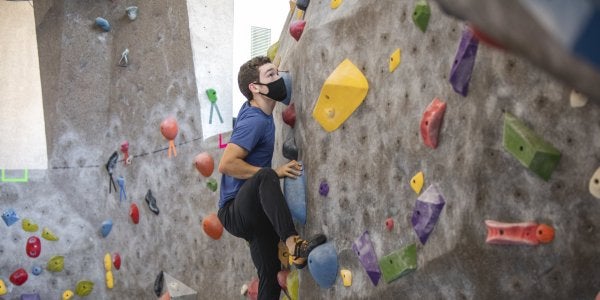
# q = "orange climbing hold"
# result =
<box><xmin>160</xmin><ymin>117</ymin><xmax>178</xmax><ymax>157</ymax></box>
<box><xmin>194</xmin><ymin>152</ymin><xmax>215</xmax><ymax>177</ymax></box>
<box><xmin>536</xmin><ymin>224</ymin><xmax>555</xmax><ymax>244</ymax></box>
<box><xmin>202</xmin><ymin>213</ymin><xmax>223</xmax><ymax>240</ymax></box>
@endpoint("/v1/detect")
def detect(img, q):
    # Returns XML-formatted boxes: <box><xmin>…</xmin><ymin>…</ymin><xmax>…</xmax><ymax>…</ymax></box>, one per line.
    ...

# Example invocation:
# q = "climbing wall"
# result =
<box><xmin>272</xmin><ymin>0</ymin><xmax>600</xmax><ymax>299</ymax></box>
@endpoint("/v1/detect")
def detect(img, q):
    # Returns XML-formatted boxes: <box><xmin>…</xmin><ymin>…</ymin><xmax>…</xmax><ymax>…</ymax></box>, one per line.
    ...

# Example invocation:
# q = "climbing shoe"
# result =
<box><xmin>291</xmin><ymin>234</ymin><xmax>327</xmax><ymax>269</ymax></box>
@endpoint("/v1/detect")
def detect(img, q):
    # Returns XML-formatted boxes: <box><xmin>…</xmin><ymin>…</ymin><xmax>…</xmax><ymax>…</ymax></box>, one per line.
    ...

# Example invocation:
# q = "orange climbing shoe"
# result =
<box><xmin>291</xmin><ymin>234</ymin><xmax>327</xmax><ymax>269</ymax></box>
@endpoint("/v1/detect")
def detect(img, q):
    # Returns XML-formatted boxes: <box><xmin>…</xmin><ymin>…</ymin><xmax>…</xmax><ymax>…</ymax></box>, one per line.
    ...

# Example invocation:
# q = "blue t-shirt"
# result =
<box><xmin>219</xmin><ymin>101</ymin><xmax>275</xmax><ymax>208</ymax></box>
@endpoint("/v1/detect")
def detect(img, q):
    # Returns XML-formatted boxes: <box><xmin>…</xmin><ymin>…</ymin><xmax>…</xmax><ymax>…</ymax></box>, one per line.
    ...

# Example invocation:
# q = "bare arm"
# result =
<box><xmin>218</xmin><ymin>143</ymin><xmax>304</xmax><ymax>179</ymax></box>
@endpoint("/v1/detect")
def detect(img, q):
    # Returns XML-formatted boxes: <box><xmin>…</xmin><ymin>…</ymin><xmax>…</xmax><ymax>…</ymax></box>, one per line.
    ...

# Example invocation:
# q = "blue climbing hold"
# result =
<box><xmin>2</xmin><ymin>208</ymin><xmax>19</xmax><ymax>227</ymax></box>
<box><xmin>283</xmin><ymin>162</ymin><xmax>306</xmax><ymax>224</ymax></box>
<box><xmin>308</xmin><ymin>242</ymin><xmax>338</xmax><ymax>288</ymax></box>
<box><xmin>95</xmin><ymin>17</ymin><xmax>111</xmax><ymax>32</ymax></box>
<box><xmin>101</xmin><ymin>219</ymin><xmax>113</xmax><ymax>237</ymax></box>
<box><xmin>31</xmin><ymin>265</ymin><xmax>43</xmax><ymax>276</ymax></box>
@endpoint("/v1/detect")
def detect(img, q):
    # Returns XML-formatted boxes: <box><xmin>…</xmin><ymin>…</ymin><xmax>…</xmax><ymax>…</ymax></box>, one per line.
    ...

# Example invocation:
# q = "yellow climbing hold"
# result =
<box><xmin>297</xmin><ymin>10</ymin><xmax>304</xmax><ymax>19</ymax></box>
<box><xmin>0</xmin><ymin>279</ymin><xmax>6</xmax><ymax>295</ymax></box>
<box><xmin>75</xmin><ymin>280</ymin><xmax>94</xmax><ymax>297</ymax></box>
<box><xmin>47</xmin><ymin>255</ymin><xmax>65</xmax><ymax>272</ymax></box>
<box><xmin>62</xmin><ymin>290</ymin><xmax>74</xmax><ymax>300</ymax></box>
<box><xmin>331</xmin><ymin>0</ymin><xmax>343</xmax><ymax>9</ymax></box>
<box><xmin>104</xmin><ymin>253</ymin><xmax>112</xmax><ymax>272</ymax></box>
<box><xmin>22</xmin><ymin>218</ymin><xmax>39</xmax><ymax>232</ymax></box>
<box><xmin>286</xmin><ymin>269</ymin><xmax>299</xmax><ymax>300</ymax></box>
<box><xmin>340</xmin><ymin>269</ymin><xmax>352</xmax><ymax>286</ymax></box>
<box><xmin>389</xmin><ymin>48</ymin><xmax>401</xmax><ymax>73</ymax></box>
<box><xmin>267</xmin><ymin>41</ymin><xmax>280</xmax><ymax>62</ymax></box>
<box><xmin>42</xmin><ymin>227</ymin><xmax>59</xmax><ymax>241</ymax></box>
<box><xmin>106</xmin><ymin>271</ymin><xmax>114</xmax><ymax>289</ymax></box>
<box><xmin>312</xmin><ymin>59</ymin><xmax>369</xmax><ymax>132</ymax></box>
<box><xmin>410</xmin><ymin>171</ymin><xmax>424</xmax><ymax>195</ymax></box>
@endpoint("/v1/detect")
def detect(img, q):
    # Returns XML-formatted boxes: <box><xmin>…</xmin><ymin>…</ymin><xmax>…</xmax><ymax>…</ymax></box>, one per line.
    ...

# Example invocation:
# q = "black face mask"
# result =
<box><xmin>255</xmin><ymin>77</ymin><xmax>288</xmax><ymax>102</ymax></box>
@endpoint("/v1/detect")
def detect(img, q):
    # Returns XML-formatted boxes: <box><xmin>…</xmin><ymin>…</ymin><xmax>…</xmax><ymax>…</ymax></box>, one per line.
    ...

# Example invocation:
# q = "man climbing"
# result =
<box><xmin>218</xmin><ymin>56</ymin><xmax>326</xmax><ymax>299</ymax></box>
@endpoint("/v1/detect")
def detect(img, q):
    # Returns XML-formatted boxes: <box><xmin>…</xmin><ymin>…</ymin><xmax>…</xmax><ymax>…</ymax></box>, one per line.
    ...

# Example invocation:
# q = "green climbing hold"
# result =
<box><xmin>207</xmin><ymin>178</ymin><xmax>218</xmax><ymax>192</ymax></box>
<box><xmin>205</xmin><ymin>89</ymin><xmax>217</xmax><ymax>103</ymax></box>
<box><xmin>378</xmin><ymin>243</ymin><xmax>417</xmax><ymax>283</ymax></box>
<box><xmin>502</xmin><ymin>113</ymin><xmax>561</xmax><ymax>181</ymax></box>
<box><xmin>412</xmin><ymin>0</ymin><xmax>431</xmax><ymax>33</ymax></box>
<box><xmin>75</xmin><ymin>280</ymin><xmax>94</xmax><ymax>297</ymax></box>
<box><xmin>267</xmin><ymin>41</ymin><xmax>280</xmax><ymax>62</ymax></box>
<box><xmin>47</xmin><ymin>255</ymin><xmax>65</xmax><ymax>272</ymax></box>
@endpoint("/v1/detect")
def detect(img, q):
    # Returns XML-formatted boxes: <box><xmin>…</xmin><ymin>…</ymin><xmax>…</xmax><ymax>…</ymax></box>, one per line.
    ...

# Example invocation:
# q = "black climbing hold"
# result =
<box><xmin>154</xmin><ymin>270</ymin><xmax>164</xmax><ymax>297</ymax></box>
<box><xmin>145</xmin><ymin>189</ymin><xmax>160</xmax><ymax>215</ymax></box>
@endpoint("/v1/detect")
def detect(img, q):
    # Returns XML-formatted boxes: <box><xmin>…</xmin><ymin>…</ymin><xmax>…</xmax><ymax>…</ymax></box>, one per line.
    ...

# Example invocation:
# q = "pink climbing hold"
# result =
<box><xmin>385</xmin><ymin>218</ymin><xmax>394</xmax><ymax>231</ymax></box>
<box><xmin>420</xmin><ymin>97</ymin><xmax>446</xmax><ymax>149</ymax></box>
<box><xmin>120</xmin><ymin>141</ymin><xmax>131</xmax><ymax>165</ymax></box>
<box><xmin>289</xmin><ymin>20</ymin><xmax>306</xmax><ymax>41</ymax></box>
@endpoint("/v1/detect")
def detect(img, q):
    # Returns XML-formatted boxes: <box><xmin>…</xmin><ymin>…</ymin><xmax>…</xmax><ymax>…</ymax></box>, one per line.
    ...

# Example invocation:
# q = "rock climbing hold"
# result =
<box><xmin>207</xmin><ymin>178</ymin><xmax>218</xmax><ymax>192</ymax></box>
<box><xmin>449</xmin><ymin>27</ymin><xmax>479</xmax><ymax>96</ymax></box>
<box><xmin>0</xmin><ymin>279</ymin><xmax>6</xmax><ymax>295</ymax></box>
<box><xmin>420</xmin><ymin>97</ymin><xmax>446</xmax><ymax>149</ymax></box>
<box><xmin>113</xmin><ymin>252</ymin><xmax>121</xmax><ymax>270</ymax></box>
<box><xmin>412</xmin><ymin>184</ymin><xmax>445</xmax><ymax>245</ymax></box>
<box><xmin>340</xmin><ymin>269</ymin><xmax>352</xmax><ymax>287</ymax></box>
<box><xmin>126</xmin><ymin>6</ymin><xmax>138</xmax><ymax>20</ymax></box>
<box><xmin>130</xmin><ymin>203</ymin><xmax>140</xmax><ymax>224</ymax></box>
<box><xmin>205</xmin><ymin>89</ymin><xmax>224</xmax><ymax>124</ymax></box>
<box><xmin>2</xmin><ymin>208</ymin><xmax>19</xmax><ymax>226</ymax></box>
<box><xmin>296</xmin><ymin>10</ymin><xmax>304</xmax><ymax>20</ymax></box>
<box><xmin>161</xmin><ymin>272</ymin><xmax>198</xmax><ymax>299</ymax></box>
<box><xmin>385</xmin><ymin>218</ymin><xmax>394</xmax><ymax>231</ymax></box>
<box><xmin>277</xmin><ymin>270</ymin><xmax>290</xmax><ymax>298</ymax></box>
<box><xmin>389</xmin><ymin>48</ymin><xmax>401</xmax><ymax>73</ymax></box>
<box><xmin>95</xmin><ymin>17</ymin><xmax>110</xmax><ymax>32</ymax></box>
<box><xmin>101</xmin><ymin>220</ymin><xmax>113</xmax><ymax>238</ymax></box>
<box><xmin>286</xmin><ymin>270</ymin><xmax>299</xmax><ymax>300</ymax></box>
<box><xmin>282</xmin><ymin>102</ymin><xmax>296</xmax><ymax>128</ymax></box>
<box><xmin>202</xmin><ymin>212</ymin><xmax>223</xmax><ymax>240</ymax></box>
<box><xmin>308</xmin><ymin>242</ymin><xmax>338</xmax><ymax>288</ymax></box>
<box><xmin>106</xmin><ymin>271</ymin><xmax>114</xmax><ymax>289</ymax></box>
<box><xmin>289</xmin><ymin>20</ymin><xmax>306</xmax><ymax>41</ymax></box>
<box><xmin>22</xmin><ymin>218</ymin><xmax>38</xmax><ymax>232</ymax></box>
<box><xmin>154</xmin><ymin>271</ymin><xmax>164</xmax><ymax>297</ymax></box>
<box><xmin>410</xmin><ymin>171</ymin><xmax>424</xmax><ymax>195</ymax></box>
<box><xmin>312</xmin><ymin>59</ymin><xmax>369</xmax><ymax>132</ymax></box>
<box><xmin>42</xmin><ymin>227</ymin><xmax>59</xmax><ymax>241</ymax></box>
<box><xmin>120</xmin><ymin>141</ymin><xmax>131</xmax><ymax>165</ymax></box>
<box><xmin>331</xmin><ymin>0</ymin><xmax>342</xmax><ymax>9</ymax></box>
<box><xmin>378</xmin><ymin>243</ymin><xmax>417</xmax><ymax>283</ymax></box>
<box><xmin>240</xmin><ymin>283</ymin><xmax>248</xmax><ymax>296</ymax></box>
<box><xmin>20</xmin><ymin>294</ymin><xmax>40</xmax><ymax>300</ymax></box>
<box><xmin>297</xmin><ymin>0</ymin><xmax>310</xmax><ymax>11</ymax></box>
<box><xmin>412</xmin><ymin>0</ymin><xmax>430</xmax><ymax>32</ymax></box>
<box><xmin>485</xmin><ymin>220</ymin><xmax>554</xmax><ymax>245</ymax></box>
<box><xmin>31</xmin><ymin>265</ymin><xmax>42</xmax><ymax>276</ymax></box>
<box><xmin>570</xmin><ymin>90</ymin><xmax>588</xmax><ymax>108</ymax></box>
<box><xmin>590</xmin><ymin>167</ymin><xmax>600</xmax><ymax>199</ymax></box>
<box><xmin>104</xmin><ymin>253</ymin><xmax>112</xmax><ymax>272</ymax></box>
<box><xmin>160</xmin><ymin>117</ymin><xmax>179</xmax><ymax>158</ymax></box>
<box><xmin>106</xmin><ymin>151</ymin><xmax>118</xmax><ymax>193</ymax></box>
<box><xmin>280</xmin><ymin>71</ymin><xmax>293</xmax><ymax>106</ymax></box>
<box><xmin>284</xmin><ymin>162</ymin><xmax>307</xmax><ymax>224</ymax></box>
<box><xmin>194</xmin><ymin>152</ymin><xmax>215</xmax><ymax>177</ymax></box>
<box><xmin>159</xmin><ymin>292</ymin><xmax>171</xmax><ymax>300</ymax></box>
<box><xmin>282</xmin><ymin>133</ymin><xmax>298</xmax><ymax>161</ymax></box>
<box><xmin>247</xmin><ymin>277</ymin><xmax>258</xmax><ymax>300</ymax></box>
<box><xmin>26</xmin><ymin>236</ymin><xmax>41</xmax><ymax>258</ymax></box>
<box><xmin>118</xmin><ymin>48</ymin><xmax>129</xmax><ymax>67</ymax></box>
<box><xmin>10</xmin><ymin>268</ymin><xmax>28</xmax><ymax>286</ymax></box>
<box><xmin>145</xmin><ymin>189</ymin><xmax>160</xmax><ymax>215</ymax></box>
<box><xmin>62</xmin><ymin>290</ymin><xmax>74</xmax><ymax>300</ymax></box>
<box><xmin>267</xmin><ymin>41</ymin><xmax>280</xmax><ymax>62</ymax></box>
<box><xmin>47</xmin><ymin>255</ymin><xmax>64</xmax><ymax>272</ymax></box>
<box><xmin>352</xmin><ymin>231</ymin><xmax>381</xmax><ymax>286</ymax></box>
<box><xmin>502</xmin><ymin>113</ymin><xmax>561</xmax><ymax>181</ymax></box>
<box><xmin>117</xmin><ymin>176</ymin><xmax>127</xmax><ymax>202</ymax></box>
<box><xmin>319</xmin><ymin>180</ymin><xmax>329</xmax><ymax>197</ymax></box>
<box><xmin>75</xmin><ymin>280</ymin><xmax>94</xmax><ymax>297</ymax></box>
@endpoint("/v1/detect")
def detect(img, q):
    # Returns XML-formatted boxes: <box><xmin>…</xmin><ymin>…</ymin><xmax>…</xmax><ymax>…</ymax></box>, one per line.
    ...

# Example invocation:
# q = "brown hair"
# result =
<box><xmin>238</xmin><ymin>56</ymin><xmax>272</xmax><ymax>100</ymax></box>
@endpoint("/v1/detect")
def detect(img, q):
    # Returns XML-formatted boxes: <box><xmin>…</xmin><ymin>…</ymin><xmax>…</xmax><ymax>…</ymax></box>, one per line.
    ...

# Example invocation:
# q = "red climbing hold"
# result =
<box><xmin>130</xmin><ymin>203</ymin><xmax>140</xmax><ymax>224</ymax></box>
<box><xmin>160</xmin><ymin>117</ymin><xmax>179</xmax><ymax>157</ymax></box>
<box><xmin>247</xmin><ymin>278</ymin><xmax>259</xmax><ymax>300</ymax></box>
<box><xmin>485</xmin><ymin>220</ymin><xmax>552</xmax><ymax>246</ymax></box>
<box><xmin>113</xmin><ymin>252</ymin><xmax>121</xmax><ymax>270</ymax></box>
<box><xmin>202</xmin><ymin>212</ymin><xmax>223</xmax><ymax>240</ymax></box>
<box><xmin>420</xmin><ymin>97</ymin><xmax>446</xmax><ymax>149</ymax></box>
<box><xmin>289</xmin><ymin>20</ymin><xmax>306</xmax><ymax>41</ymax></box>
<box><xmin>385</xmin><ymin>218</ymin><xmax>394</xmax><ymax>231</ymax></box>
<box><xmin>536</xmin><ymin>224</ymin><xmax>555</xmax><ymax>244</ymax></box>
<box><xmin>26</xmin><ymin>236</ymin><xmax>41</xmax><ymax>258</ymax></box>
<box><xmin>194</xmin><ymin>152</ymin><xmax>215</xmax><ymax>177</ymax></box>
<box><xmin>282</xmin><ymin>103</ymin><xmax>296</xmax><ymax>128</ymax></box>
<box><xmin>10</xmin><ymin>268</ymin><xmax>28</xmax><ymax>286</ymax></box>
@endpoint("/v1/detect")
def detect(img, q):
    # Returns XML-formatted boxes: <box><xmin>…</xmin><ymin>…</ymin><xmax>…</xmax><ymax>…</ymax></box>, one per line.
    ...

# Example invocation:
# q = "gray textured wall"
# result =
<box><xmin>1</xmin><ymin>0</ymin><xmax>599</xmax><ymax>299</ymax></box>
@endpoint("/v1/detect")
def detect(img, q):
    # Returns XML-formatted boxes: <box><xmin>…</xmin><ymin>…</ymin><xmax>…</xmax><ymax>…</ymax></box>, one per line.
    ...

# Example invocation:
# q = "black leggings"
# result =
<box><xmin>218</xmin><ymin>168</ymin><xmax>298</xmax><ymax>300</ymax></box>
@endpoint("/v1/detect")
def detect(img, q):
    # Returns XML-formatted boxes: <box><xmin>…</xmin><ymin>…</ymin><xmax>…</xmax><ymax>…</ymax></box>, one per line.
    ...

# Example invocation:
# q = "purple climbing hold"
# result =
<box><xmin>449</xmin><ymin>27</ymin><xmax>479</xmax><ymax>97</ymax></box>
<box><xmin>319</xmin><ymin>180</ymin><xmax>329</xmax><ymax>197</ymax></box>
<box><xmin>411</xmin><ymin>184</ymin><xmax>446</xmax><ymax>245</ymax></box>
<box><xmin>352</xmin><ymin>231</ymin><xmax>382</xmax><ymax>286</ymax></box>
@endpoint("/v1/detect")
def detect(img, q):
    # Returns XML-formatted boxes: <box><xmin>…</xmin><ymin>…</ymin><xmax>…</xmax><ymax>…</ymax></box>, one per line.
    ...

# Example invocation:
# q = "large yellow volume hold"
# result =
<box><xmin>312</xmin><ymin>59</ymin><xmax>369</xmax><ymax>132</ymax></box>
